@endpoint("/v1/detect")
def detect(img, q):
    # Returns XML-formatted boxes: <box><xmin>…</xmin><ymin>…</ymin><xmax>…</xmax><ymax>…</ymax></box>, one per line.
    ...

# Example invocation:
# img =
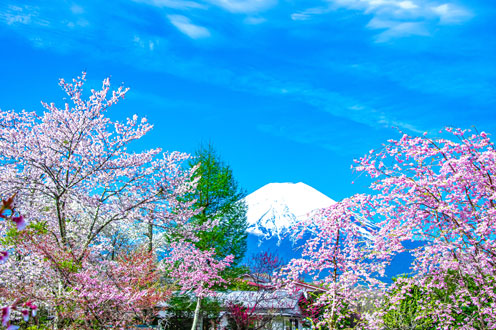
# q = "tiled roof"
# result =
<box><xmin>215</xmin><ymin>290</ymin><xmax>301</xmax><ymax>312</ymax></box>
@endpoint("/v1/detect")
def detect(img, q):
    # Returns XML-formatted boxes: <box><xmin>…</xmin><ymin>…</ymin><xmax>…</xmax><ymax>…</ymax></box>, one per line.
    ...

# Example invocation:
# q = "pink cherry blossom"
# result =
<box><xmin>1</xmin><ymin>306</ymin><xmax>11</xmax><ymax>327</ymax></box>
<box><xmin>0</xmin><ymin>251</ymin><xmax>8</xmax><ymax>264</ymax></box>
<box><xmin>23</xmin><ymin>302</ymin><xmax>37</xmax><ymax>317</ymax></box>
<box><xmin>20</xmin><ymin>310</ymin><xmax>29</xmax><ymax>322</ymax></box>
<box><xmin>11</xmin><ymin>216</ymin><xmax>25</xmax><ymax>231</ymax></box>
<box><xmin>282</xmin><ymin>128</ymin><xmax>496</xmax><ymax>329</ymax></box>
<box><xmin>0</xmin><ymin>73</ymin><xmax>223</xmax><ymax>329</ymax></box>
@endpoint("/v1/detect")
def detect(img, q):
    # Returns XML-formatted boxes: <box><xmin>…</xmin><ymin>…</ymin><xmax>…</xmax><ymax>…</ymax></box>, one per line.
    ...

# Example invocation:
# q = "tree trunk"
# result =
<box><xmin>191</xmin><ymin>296</ymin><xmax>202</xmax><ymax>330</ymax></box>
<box><xmin>54</xmin><ymin>279</ymin><xmax>63</xmax><ymax>330</ymax></box>
<box><xmin>147</xmin><ymin>221</ymin><xmax>153</xmax><ymax>252</ymax></box>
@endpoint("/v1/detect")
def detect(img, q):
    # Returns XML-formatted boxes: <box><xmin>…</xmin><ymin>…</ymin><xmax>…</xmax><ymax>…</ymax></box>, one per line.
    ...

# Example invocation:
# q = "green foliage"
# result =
<box><xmin>227</xmin><ymin>278</ymin><xmax>259</xmax><ymax>291</ymax></box>
<box><xmin>28</xmin><ymin>221</ymin><xmax>48</xmax><ymax>235</ymax></box>
<box><xmin>165</xmin><ymin>295</ymin><xmax>222</xmax><ymax>330</ymax></box>
<box><xmin>187</xmin><ymin>144</ymin><xmax>248</xmax><ymax>267</ymax></box>
<box><xmin>427</xmin><ymin>270</ymin><xmax>494</xmax><ymax>328</ymax></box>
<box><xmin>0</xmin><ymin>226</ymin><xmax>20</xmax><ymax>245</ymax></box>
<box><xmin>297</xmin><ymin>291</ymin><xmax>361</xmax><ymax>330</ymax></box>
<box><xmin>1</xmin><ymin>221</ymin><xmax>48</xmax><ymax>246</ymax></box>
<box><xmin>382</xmin><ymin>271</ymin><xmax>496</xmax><ymax>329</ymax></box>
<box><xmin>167</xmin><ymin>295</ymin><xmax>221</xmax><ymax>319</ymax></box>
<box><xmin>382</xmin><ymin>279</ymin><xmax>435</xmax><ymax>330</ymax></box>
<box><xmin>17</xmin><ymin>305</ymin><xmax>55</xmax><ymax>330</ymax></box>
<box><xmin>56</xmin><ymin>259</ymin><xmax>81</xmax><ymax>273</ymax></box>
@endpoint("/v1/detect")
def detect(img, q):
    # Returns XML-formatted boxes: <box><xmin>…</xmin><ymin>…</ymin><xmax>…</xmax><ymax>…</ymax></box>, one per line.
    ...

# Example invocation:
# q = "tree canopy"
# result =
<box><xmin>187</xmin><ymin>144</ymin><xmax>248</xmax><ymax>267</ymax></box>
<box><xmin>0</xmin><ymin>74</ymin><xmax>232</xmax><ymax>329</ymax></box>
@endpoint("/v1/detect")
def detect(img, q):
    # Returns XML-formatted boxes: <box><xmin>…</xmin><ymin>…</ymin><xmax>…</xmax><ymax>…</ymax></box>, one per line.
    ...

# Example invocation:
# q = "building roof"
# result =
<box><xmin>215</xmin><ymin>290</ymin><xmax>302</xmax><ymax>316</ymax></box>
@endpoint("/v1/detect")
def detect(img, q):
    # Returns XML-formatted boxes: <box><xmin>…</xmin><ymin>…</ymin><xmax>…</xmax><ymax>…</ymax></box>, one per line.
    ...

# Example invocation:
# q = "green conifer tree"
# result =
<box><xmin>188</xmin><ymin>144</ymin><xmax>248</xmax><ymax>267</ymax></box>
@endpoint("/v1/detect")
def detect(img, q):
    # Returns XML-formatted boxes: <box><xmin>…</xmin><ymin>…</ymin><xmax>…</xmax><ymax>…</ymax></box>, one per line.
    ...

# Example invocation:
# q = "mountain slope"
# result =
<box><xmin>243</xmin><ymin>182</ymin><xmax>417</xmax><ymax>280</ymax></box>
<box><xmin>243</xmin><ymin>182</ymin><xmax>335</xmax><ymax>240</ymax></box>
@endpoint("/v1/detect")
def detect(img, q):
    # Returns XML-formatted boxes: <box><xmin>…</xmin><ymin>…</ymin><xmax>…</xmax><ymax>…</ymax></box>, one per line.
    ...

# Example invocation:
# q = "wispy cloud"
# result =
<box><xmin>133</xmin><ymin>0</ymin><xmax>276</xmax><ymax>13</ymax></box>
<box><xmin>227</xmin><ymin>70</ymin><xmax>424</xmax><ymax>134</ymax></box>
<box><xmin>244</xmin><ymin>16</ymin><xmax>266</xmax><ymax>24</ymax></box>
<box><xmin>292</xmin><ymin>0</ymin><xmax>473</xmax><ymax>41</ymax></box>
<box><xmin>167</xmin><ymin>14</ymin><xmax>211</xmax><ymax>39</ymax></box>
<box><xmin>0</xmin><ymin>0</ymin><xmax>489</xmax><ymax>131</ymax></box>
<box><xmin>432</xmin><ymin>3</ymin><xmax>473</xmax><ymax>24</ymax></box>
<box><xmin>367</xmin><ymin>18</ymin><xmax>430</xmax><ymax>42</ymax></box>
<box><xmin>205</xmin><ymin>0</ymin><xmax>277</xmax><ymax>13</ymax></box>
<box><xmin>0</xmin><ymin>4</ymin><xmax>49</xmax><ymax>27</ymax></box>
<box><xmin>133</xmin><ymin>35</ymin><xmax>159</xmax><ymax>51</ymax></box>
<box><xmin>132</xmin><ymin>0</ymin><xmax>206</xmax><ymax>10</ymax></box>
<box><xmin>291</xmin><ymin>7</ymin><xmax>329</xmax><ymax>21</ymax></box>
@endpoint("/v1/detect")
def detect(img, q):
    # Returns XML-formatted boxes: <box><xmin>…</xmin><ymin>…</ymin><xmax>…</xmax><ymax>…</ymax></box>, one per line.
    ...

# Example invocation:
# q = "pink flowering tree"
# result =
<box><xmin>249</xmin><ymin>250</ymin><xmax>285</xmax><ymax>282</ymax></box>
<box><xmin>281</xmin><ymin>195</ymin><xmax>388</xmax><ymax>329</ymax></box>
<box><xmin>162</xmin><ymin>240</ymin><xmax>233</xmax><ymax>330</ymax></box>
<box><xmin>284</xmin><ymin>128</ymin><xmax>496</xmax><ymax>329</ymax></box>
<box><xmin>67</xmin><ymin>247</ymin><xmax>168</xmax><ymax>328</ymax></box>
<box><xmin>0</xmin><ymin>73</ymin><xmax>200</xmax><ymax>328</ymax></box>
<box><xmin>226</xmin><ymin>301</ymin><xmax>263</xmax><ymax>330</ymax></box>
<box><xmin>354</xmin><ymin>128</ymin><xmax>496</xmax><ymax>328</ymax></box>
<box><xmin>1</xmin><ymin>195</ymin><xmax>37</xmax><ymax>330</ymax></box>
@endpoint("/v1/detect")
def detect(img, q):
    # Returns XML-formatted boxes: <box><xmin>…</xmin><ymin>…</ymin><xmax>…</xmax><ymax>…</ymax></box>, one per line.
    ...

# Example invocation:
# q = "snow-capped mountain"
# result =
<box><xmin>242</xmin><ymin>182</ymin><xmax>416</xmax><ymax>280</ymax></box>
<box><xmin>243</xmin><ymin>182</ymin><xmax>335</xmax><ymax>240</ymax></box>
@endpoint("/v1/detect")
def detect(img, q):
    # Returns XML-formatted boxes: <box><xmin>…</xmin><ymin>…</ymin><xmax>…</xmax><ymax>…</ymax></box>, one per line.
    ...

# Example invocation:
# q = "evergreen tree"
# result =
<box><xmin>188</xmin><ymin>144</ymin><xmax>248</xmax><ymax>267</ymax></box>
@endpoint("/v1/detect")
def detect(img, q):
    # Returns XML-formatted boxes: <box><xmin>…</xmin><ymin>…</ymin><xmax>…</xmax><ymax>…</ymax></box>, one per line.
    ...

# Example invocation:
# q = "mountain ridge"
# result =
<box><xmin>242</xmin><ymin>181</ymin><xmax>417</xmax><ymax>280</ymax></box>
<box><xmin>242</xmin><ymin>182</ymin><xmax>335</xmax><ymax>240</ymax></box>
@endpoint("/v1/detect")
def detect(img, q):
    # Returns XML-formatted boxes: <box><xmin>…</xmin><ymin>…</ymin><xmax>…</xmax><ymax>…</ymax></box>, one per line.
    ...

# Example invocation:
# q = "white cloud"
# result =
<box><xmin>0</xmin><ymin>5</ymin><xmax>49</xmax><ymax>27</ymax></box>
<box><xmin>365</xmin><ymin>0</ymin><xmax>418</xmax><ymax>11</ymax></box>
<box><xmin>431</xmin><ymin>3</ymin><xmax>473</xmax><ymax>25</ymax></box>
<box><xmin>4</xmin><ymin>12</ymin><xmax>32</xmax><ymax>25</ymax></box>
<box><xmin>167</xmin><ymin>15</ymin><xmax>211</xmax><ymax>39</ymax></box>
<box><xmin>291</xmin><ymin>7</ymin><xmax>328</xmax><ymax>21</ymax></box>
<box><xmin>205</xmin><ymin>0</ymin><xmax>277</xmax><ymax>13</ymax></box>
<box><xmin>292</xmin><ymin>0</ymin><xmax>472</xmax><ymax>41</ymax></box>
<box><xmin>397</xmin><ymin>1</ymin><xmax>418</xmax><ymax>10</ymax></box>
<box><xmin>133</xmin><ymin>35</ymin><xmax>159</xmax><ymax>51</ymax></box>
<box><xmin>368</xmin><ymin>19</ymin><xmax>430</xmax><ymax>42</ymax></box>
<box><xmin>244</xmin><ymin>16</ymin><xmax>267</xmax><ymax>24</ymax></box>
<box><xmin>133</xmin><ymin>0</ymin><xmax>206</xmax><ymax>10</ymax></box>
<box><xmin>1</xmin><ymin>5</ymin><xmax>32</xmax><ymax>25</ymax></box>
<box><xmin>291</xmin><ymin>13</ymin><xmax>310</xmax><ymax>21</ymax></box>
<box><xmin>292</xmin><ymin>0</ymin><xmax>424</xmax><ymax>22</ymax></box>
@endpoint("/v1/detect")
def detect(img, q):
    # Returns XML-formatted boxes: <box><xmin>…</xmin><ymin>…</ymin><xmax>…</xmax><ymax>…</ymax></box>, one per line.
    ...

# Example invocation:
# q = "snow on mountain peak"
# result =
<box><xmin>243</xmin><ymin>182</ymin><xmax>336</xmax><ymax>239</ymax></box>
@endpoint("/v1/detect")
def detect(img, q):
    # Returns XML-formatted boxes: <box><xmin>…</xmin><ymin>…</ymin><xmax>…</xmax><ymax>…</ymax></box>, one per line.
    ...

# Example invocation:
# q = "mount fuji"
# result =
<box><xmin>243</xmin><ymin>182</ymin><xmax>335</xmax><ymax>240</ymax></box>
<box><xmin>242</xmin><ymin>182</ymin><xmax>335</xmax><ymax>266</ymax></box>
<box><xmin>242</xmin><ymin>182</ymin><xmax>417</xmax><ymax>280</ymax></box>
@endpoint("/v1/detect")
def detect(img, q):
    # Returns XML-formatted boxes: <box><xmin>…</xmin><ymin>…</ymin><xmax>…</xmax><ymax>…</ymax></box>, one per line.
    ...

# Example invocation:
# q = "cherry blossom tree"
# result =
<box><xmin>162</xmin><ymin>240</ymin><xmax>233</xmax><ymax>330</ymax></box>
<box><xmin>281</xmin><ymin>196</ymin><xmax>387</xmax><ymax>329</ymax></box>
<box><xmin>284</xmin><ymin>127</ymin><xmax>496</xmax><ymax>329</ymax></box>
<box><xmin>1</xmin><ymin>195</ymin><xmax>37</xmax><ymax>330</ymax></box>
<box><xmin>0</xmin><ymin>73</ymin><xmax>200</xmax><ymax>328</ymax></box>
<box><xmin>67</xmin><ymin>246</ymin><xmax>168</xmax><ymax>328</ymax></box>
<box><xmin>249</xmin><ymin>250</ymin><xmax>284</xmax><ymax>282</ymax></box>
<box><xmin>223</xmin><ymin>290</ymin><xmax>292</xmax><ymax>330</ymax></box>
<box><xmin>355</xmin><ymin>128</ymin><xmax>496</xmax><ymax>329</ymax></box>
<box><xmin>226</xmin><ymin>301</ymin><xmax>261</xmax><ymax>330</ymax></box>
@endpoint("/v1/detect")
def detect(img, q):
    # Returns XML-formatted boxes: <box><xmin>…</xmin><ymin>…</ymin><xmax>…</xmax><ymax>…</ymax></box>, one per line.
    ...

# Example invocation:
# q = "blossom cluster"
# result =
<box><xmin>0</xmin><ymin>195</ymin><xmax>37</xmax><ymax>330</ymax></box>
<box><xmin>282</xmin><ymin>128</ymin><xmax>496</xmax><ymax>329</ymax></box>
<box><xmin>0</xmin><ymin>73</ymin><xmax>229</xmax><ymax>329</ymax></box>
<box><xmin>163</xmin><ymin>240</ymin><xmax>234</xmax><ymax>298</ymax></box>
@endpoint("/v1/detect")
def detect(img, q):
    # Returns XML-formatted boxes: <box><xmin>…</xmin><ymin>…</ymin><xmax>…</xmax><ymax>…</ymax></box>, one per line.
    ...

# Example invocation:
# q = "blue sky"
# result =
<box><xmin>0</xmin><ymin>0</ymin><xmax>494</xmax><ymax>200</ymax></box>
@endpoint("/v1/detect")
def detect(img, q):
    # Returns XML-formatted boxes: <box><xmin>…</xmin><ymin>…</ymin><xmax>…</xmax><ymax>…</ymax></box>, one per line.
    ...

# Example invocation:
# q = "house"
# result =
<box><xmin>215</xmin><ymin>289</ymin><xmax>305</xmax><ymax>330</ymax></box>
<box><xmin>156</xmin><ymin>275</ymin><xmax>324</xmax><ymax>330</ymax></box>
